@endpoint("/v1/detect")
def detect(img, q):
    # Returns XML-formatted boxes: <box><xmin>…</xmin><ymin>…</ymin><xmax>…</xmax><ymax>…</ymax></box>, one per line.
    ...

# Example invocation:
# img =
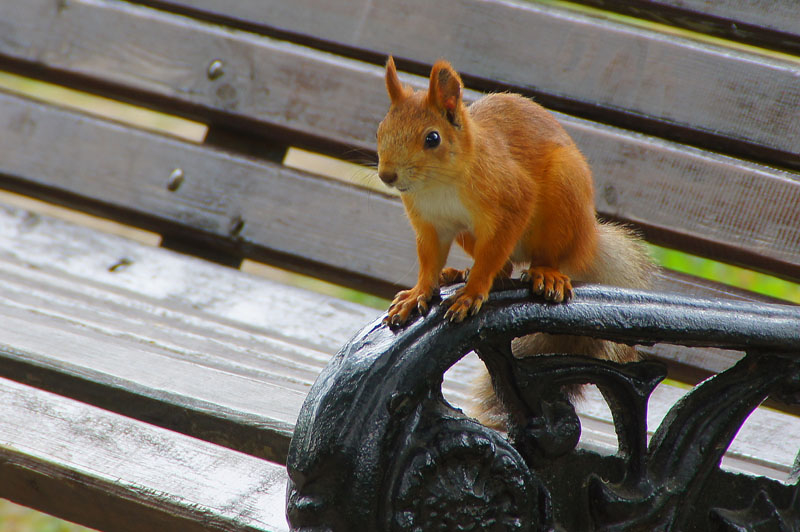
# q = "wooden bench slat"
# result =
<box><xmin>569</xmin><ymin>0</ymin><xmax>800</xmax><ymax>54</ymax></box>
<box><xmin>575</xmin><ymin>382</ymin><xmax>800</xmax><ymax>480</ymax></box>
<box><xmin>0</xmin><ymin>208</ymin><xmax>388</xmax><ymax>463</ymax></box>
<box><xmin>0</xmin><ymin>375</ymin><xmax>289</xmax><ymax>532</ymax></box>
<box><xmin>0</xmin><ymin>259</ymin><xmax>325</xmax><ymax>391</ymax></box>
<box><xmin>2</xmin><ymin>88</ymin><xmax>799</xmax><ymax>288</ymax></box>
<box><xmin>0</xmin><ymin>203</ymin><xmax>378</xmax><ymax>358</ymax></box>
<box><xmin>0</xmin><ymin>297</ymin><xmax>302</xmax><ymax>462</ymax></box>
<box><xmin>102</xmin><ymin>0</ymin><xmax>800</xmax><ymax>164</ymax></box>
<box><xmin>0</xmin><ymin>0</ymin><xmax>383</xmax><ymax>153</ymax></box>
<box><xmin>0</xmin><ymin>201</ymin><xmax>388</xmax><ymax>464</ymax></box>
<box><xmin>0</xmin><ymin>197</ymin><xmax>790</xmax><ymax>424</ymax></box>
<box><xmin>571</xmin><ymin>120</ymin><xmax>800</xmax><ymax>281</ymax></box>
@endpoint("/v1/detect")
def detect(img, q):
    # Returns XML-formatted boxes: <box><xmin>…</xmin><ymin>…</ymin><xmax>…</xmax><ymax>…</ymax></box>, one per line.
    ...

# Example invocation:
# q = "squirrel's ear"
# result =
<box><xmin>428</xmin><ymin>60</ymin><xmax>463</xmax><ymax>124</ymax></box>
<box><xmin>385</xmin><ymin>56</ymin><xmax>408</xmax><ymax>105</ymax></box>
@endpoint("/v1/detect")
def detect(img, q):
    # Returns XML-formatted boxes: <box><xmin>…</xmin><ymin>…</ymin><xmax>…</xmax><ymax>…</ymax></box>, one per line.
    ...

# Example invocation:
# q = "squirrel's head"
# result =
<box><xmin>376</xmin><ymin>56</ymin><xmax>470</xmax><ymax>193</ymax></box>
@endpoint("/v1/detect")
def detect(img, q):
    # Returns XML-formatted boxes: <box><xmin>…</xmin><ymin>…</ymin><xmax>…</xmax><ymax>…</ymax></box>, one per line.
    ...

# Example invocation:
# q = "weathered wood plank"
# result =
<box><xmin>0</xmin><ymin>197</ymin><xmax>790</xmax><ymax>408</ymax></box>
<box><xmin>111</xmin><ymin>0</ymin><xmax>800</xmax><ymax>164</ymax></box>
<box><xmin>0</xmin><ymin>291</ymin><xmax>791</xmax><ymax>532</ymax></box>
<box><xmin>0</xmin><ymin>376</ymin><xmax>289</xmax><ymax>532</ymax></box>
<box><xmin>572</xmin><ymin>119</ymin><xmax>800</xmax><ymax>281</ymax></box>
<box><xmin>0</xmin><ymin>205</ymin><xmax>386</xmax><ymax>462</ymax></box>
<box><xmin>0</xmin><ymin>200</ymin><xmax>796</xmax><ymax>480</ymax></box>
<box><xmin>0</xmin><ymin>296</ymin><xmax>302</xmax><ymax>463</ymax></box>
<box><xmin>575</xmin><ymin>382</ymin><xmax>800</xmax><ymax>480</ymax></box>
<box><xmin>0</xmin><ymin>0</ymin><xmax>384</xmax><ymax>154</ymax></box>
<box><xmin>568</xmin><ymin>0</ymin><xmax>800</xmax><ymax>55</ymax></box>
<box><xmin>0</xmin><ymin>88</ymin><xmax>421</xmax><ymax>295</ymax></box>
<box><xmin>1</xmin><ymin>88</ymin><xmax>799</xmax><ymax>287</ymax></box>
<box><xmin>0</xmin><ymin>198</ymin><xmax>378</xmax><ymax>350</ymax></box>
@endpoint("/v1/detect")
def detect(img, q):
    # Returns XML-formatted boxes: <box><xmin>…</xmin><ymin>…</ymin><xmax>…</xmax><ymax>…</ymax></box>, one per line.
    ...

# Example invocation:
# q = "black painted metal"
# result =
<box><xmin>286</xmin><ymin>282</ymin><xmax>800</xmax><ymax>531</ymax></box>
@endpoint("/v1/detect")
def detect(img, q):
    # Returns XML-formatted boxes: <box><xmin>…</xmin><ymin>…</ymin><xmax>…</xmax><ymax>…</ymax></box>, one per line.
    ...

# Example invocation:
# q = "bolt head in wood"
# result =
<box><xmin>207</xmin><ymin>59</ymin><xmax>225</xmax><ymax>80</ymax></box>
<box><xmin>167</xmin><ymin>168</ymin><xmax>184</xmax><ymax>191</ymax></box>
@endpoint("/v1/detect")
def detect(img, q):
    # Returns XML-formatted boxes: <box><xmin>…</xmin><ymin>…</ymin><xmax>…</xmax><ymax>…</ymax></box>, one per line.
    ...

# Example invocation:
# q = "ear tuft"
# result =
<box><xmin>428</xmin><ymin>60</ymin><xmax>463</xmax><ymax>124</ymax></box>
<box><xmin>385</xmin><ymin>56</ymin><xmax>409</xmax><ymax>105</ymax></box>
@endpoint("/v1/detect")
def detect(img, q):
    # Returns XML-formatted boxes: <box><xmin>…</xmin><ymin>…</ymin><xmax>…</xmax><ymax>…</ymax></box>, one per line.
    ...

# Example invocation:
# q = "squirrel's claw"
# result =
<box><xmin>443</xmin><ymin>288</ymin><xmax>485</xmax><ymax>322</ymax></box>
<box><xmin>523</xmin><ymin>266</ymin><xmax>572</xmax><ymax>303</ymax></box>
<box><xmin>439</xmin><ymin>267</ymin><xmax>469</xmax><ymax>286</ymax></box>
<box><xmin>384</xmin><ymin>286</ymin><xmax>437</xmax><ymax>327</ymax></box>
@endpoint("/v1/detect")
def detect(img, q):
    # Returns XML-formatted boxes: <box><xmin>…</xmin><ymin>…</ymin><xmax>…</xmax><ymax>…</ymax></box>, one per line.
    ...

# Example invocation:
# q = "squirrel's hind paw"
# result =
<box><xmin>439</xmin><ymin>267</ymin><xmax>469</xmax><ymax>286</ymax></box>
<box><xmin>522</xmin><ymin>266</ymin><xmax>573</xmax><ymax>303</ymax></box>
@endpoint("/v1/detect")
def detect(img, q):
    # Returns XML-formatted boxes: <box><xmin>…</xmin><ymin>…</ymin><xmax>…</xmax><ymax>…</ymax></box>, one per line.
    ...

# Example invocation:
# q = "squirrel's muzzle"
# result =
<box><xmin>378</xmin><ymin>170</ymin><xmax>398</xmax><ymax>186</ymax></box>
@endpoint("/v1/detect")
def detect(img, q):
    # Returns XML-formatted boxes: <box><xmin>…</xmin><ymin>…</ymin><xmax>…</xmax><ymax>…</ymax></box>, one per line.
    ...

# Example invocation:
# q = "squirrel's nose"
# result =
<box><xmin>378</xmin><ymin>170</ymin><xmax>398</xmax><ymax>186</ymax></box>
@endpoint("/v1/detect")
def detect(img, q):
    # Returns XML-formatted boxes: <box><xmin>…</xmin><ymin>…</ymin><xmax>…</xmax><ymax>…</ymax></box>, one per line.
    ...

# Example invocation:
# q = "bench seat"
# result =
<box><xmin>0</xmin><ymin>197</ymin><xmax>796</xmax><ymax>530</ymax></box>
<box><xmin>0</xmin><ymin>375</ymin><xmax>289</xmax><ymax>532</ymax></box>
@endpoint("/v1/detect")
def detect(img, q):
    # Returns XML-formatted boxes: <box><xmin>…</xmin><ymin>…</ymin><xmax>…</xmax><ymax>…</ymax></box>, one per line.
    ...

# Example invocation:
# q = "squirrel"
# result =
<box><xmin>376</xmin><ymin>57</ymin><xmax>653</xmax><ymax>424</ymax></box>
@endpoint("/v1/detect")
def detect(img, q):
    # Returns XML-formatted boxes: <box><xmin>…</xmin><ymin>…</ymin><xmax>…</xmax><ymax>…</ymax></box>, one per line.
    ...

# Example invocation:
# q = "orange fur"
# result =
<box><xmin>378</xmin><ymin>56</ymin><xmax>655</xmax><ymax>427</ymax></box>
<box><xmin>377</xmin><ymin>56</ymin><xmax>650</xmax><ymax>326</ymax></box>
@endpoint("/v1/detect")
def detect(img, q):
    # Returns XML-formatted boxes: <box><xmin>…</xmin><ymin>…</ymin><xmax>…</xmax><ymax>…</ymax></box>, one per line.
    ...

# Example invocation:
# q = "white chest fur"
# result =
<box><xmin>407</xmin><ymin>184</ymin><xmax>472</xmax><ymax>241</ymax></box>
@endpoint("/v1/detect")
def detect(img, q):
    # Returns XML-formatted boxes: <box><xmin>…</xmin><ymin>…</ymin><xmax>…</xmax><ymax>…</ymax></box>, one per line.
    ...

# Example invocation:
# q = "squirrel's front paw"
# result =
<box><xmin>439</xmin><ymin>267</ymin><xmax>469</xmax><ymax>286</ymax></box>
<box><xmin>384</xmin><ymin>286</ymin><xmax>437</xmax><ymax>327</ymax></box>
<box><xmin>443</xmin><ymin>287</ymin><xmax>487</xmax><ymax>323</ymax></box>
<box><xmin>521</xmin><ymin>266</ymin><xmax>573</xmax><ymax>303</ymax></box>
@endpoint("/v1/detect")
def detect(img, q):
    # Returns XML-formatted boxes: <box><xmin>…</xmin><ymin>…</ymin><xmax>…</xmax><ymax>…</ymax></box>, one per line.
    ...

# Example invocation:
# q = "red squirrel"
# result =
<box><xmin>376</xmin><ymin>57</ymin><xmax>653</xmax><ymax>422</ymax></box>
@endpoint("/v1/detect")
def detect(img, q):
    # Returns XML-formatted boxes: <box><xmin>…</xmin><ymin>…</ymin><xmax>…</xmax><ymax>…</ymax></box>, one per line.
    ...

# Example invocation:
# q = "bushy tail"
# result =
<box><xmin>471</xmin><ymin>222</ymin><xmax>654</xmax><ymax>428</ymax></box>
<box><xmin>581</xmin><ymin>222</ymin><xmax>653</xmax><ymax>291</ymax></box>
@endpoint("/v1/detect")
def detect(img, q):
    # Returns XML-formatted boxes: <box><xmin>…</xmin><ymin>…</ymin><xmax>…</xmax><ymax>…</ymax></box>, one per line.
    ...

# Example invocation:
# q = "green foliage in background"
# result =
<box><xmin>0</xmin><ymin>501</ymin><xmax>93</xmax><ymax>532</ymax></box>
<box><xmin>649</xmin><ymin>245</ymin><xmax>800</xmax><ymax>304</ymax></box>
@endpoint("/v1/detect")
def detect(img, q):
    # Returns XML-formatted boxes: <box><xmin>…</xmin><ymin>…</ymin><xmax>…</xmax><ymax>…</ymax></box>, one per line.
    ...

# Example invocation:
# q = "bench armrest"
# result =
<box><xmin>287</xmin><ymin>282</ymin><xmax>800</xmax><ymax>530</ymax></box>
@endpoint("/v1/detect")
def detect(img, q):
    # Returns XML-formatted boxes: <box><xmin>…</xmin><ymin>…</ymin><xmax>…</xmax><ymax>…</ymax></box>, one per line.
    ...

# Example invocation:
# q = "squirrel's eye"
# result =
<box><xmin>424</xmin><ymin>131</ymin><xmax>441</xmax><ymax>149</ymax></box>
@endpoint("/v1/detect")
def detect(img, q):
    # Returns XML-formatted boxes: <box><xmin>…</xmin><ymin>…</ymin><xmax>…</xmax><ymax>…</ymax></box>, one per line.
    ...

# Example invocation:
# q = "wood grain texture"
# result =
<box><xmin>568</xmin><ymin>0</ymin><xmax>800</xmax><ymax>54</ymax></box>
<box><xmin>0</xmin><ymin>197</ymin><xmax>791</xmax><ymax>411</ymax></box>
<box><xmin>0</xmin><ymin>200</ymin><xmax>797</xmax><ymax>484</ymax></box>
<box><xmin>0</xmin><ymin>376</ymin><xmax>289</xmax><ymax>532</ymax></box>
<box><xmin>0</xmin><ymin>202</ymin><xmax>389</xmax><ymax>462</ymax></box>
<box><xmin>113</xmin><ymin>0</ymin><xmax>800</xmax><ymax>162</ymax></box>
<box><xmin>575</xmin><ymin>381</ymin><xmax>800</xmax><ymax>480</ymax></box>
<box><xmin>0</xmin><ymin>0</ymin><xmax>385</xmax><ymax>153</ymax></box>
<box><xmin>0</xmin><ymin>88</ymin><xmax>426</xmax><ymax>294</ymax></box>
<box><xmin>1</xmin><ymin>88</ymin><xmax>799</xmax><ymax>287</ymax></box>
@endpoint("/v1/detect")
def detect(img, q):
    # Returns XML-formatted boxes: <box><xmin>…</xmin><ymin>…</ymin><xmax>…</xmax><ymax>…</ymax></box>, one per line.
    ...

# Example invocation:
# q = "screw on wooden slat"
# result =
<box><xmin>167</xmin><ymin>168</ymin><xmax>184</xmax><ymax>191</ymax></box>
<box><xmin>108</xmin><ymin>257</ymin><xmax>133</xmax><ymax>273</ymax></box>
<box><xmin>229</xmin><ymin>216</ymin><xmax>245</xmax><ymax>237</ymax></box>
<box><xmin>207</xmin><ymin>59</ymin><xmax>225</xmax><ymax>80</ymax></box>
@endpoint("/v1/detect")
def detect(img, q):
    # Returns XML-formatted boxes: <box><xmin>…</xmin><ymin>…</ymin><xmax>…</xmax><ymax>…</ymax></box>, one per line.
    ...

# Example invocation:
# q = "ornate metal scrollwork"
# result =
<box><xmin>386</xmin><ymin>407</ymin><xmax>547</xmax><ymax>531</ymax></box>
<box><xmin>286</xmin><ymin>282</ymin><xmax>800</xmax><ymax>531</ymax></box>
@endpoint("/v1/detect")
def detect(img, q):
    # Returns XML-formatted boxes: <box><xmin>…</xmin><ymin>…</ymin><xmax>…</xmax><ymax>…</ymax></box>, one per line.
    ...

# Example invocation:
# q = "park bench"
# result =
<box><xmin>0</xmin><ymin>0</ymin><xmax>798</xmax><ymax>530</ymax></box>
